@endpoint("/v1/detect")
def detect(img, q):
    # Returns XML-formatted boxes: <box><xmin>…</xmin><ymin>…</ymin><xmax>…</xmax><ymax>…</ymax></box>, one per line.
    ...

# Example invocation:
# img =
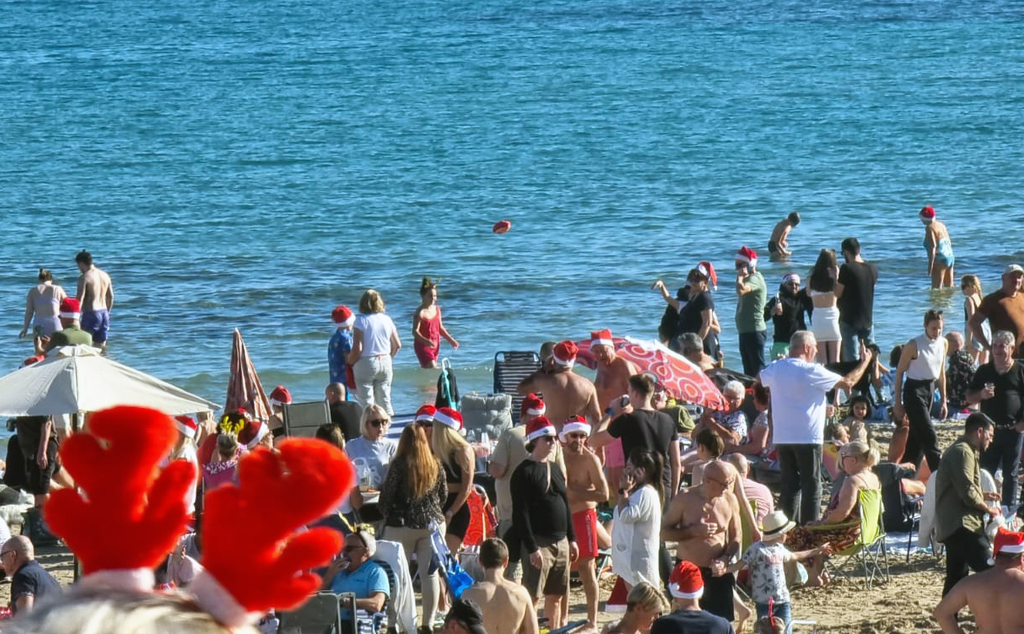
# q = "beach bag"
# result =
<box><xmin>435</xmin><ymin>358</ymin><xmax>460</xmax><ymax>409</ymax></box>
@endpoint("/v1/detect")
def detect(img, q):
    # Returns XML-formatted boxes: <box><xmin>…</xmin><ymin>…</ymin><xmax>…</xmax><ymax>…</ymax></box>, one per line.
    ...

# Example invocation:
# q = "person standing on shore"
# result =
<box><xmin>934</xmin><ymin>528</ymin><xmax>1024</xmax><ymax>634</ymax></box>
<box><xmin>328</xmin><ymin>305</ymin><xmax>356</xmax><ymax>389</ymax></box>
<box><xmin>74</xmin><ymin>250</ymin><xmax>113</xmax><ymax>349</ymax></box>
<box><xmin>892</xmin><ymin>309</ymin><xmax>948</xmax><ymax>475</ymax></box>
<box><xmin>961</xmin><ymin>274</ymin><xmax>991</xmax><ymax>365</ymax></box>
<box><xmin>348</xmin><ymin>289</ymin><xmax>401</xmax><ymax>415</ymax></box>
<box><xmin>413</xmin><ymin>277</ymin><xmax>459</xmax><ymax>369</ymax></box>
<box><xmin>968</xmin><ymin>264</ymin><xmax>1024</xmax><ymax>358</ymax></box>
<box><xmin>19</xmin><ymin>269</ymin><xmax>66</xmax><ymax>351</ymax></box>
<box><xmin>920</xmin><ymin>206</ymin><xmax>955</xmax><ymax>289</ymax></box>
<box><xmin>767</xmin><ymin>211</ymin><xmax>800</xmax><ymax>260</ymax></box>
<box><xmin>835</xmin><ymin>237</ymin><xmax>878</xmax><ymax>362</ymax></box>
<box><xmin>517</xmin><ymin>341</ymin><xmax>601</xmax><ymax>432</ymax></box>
<box><xmin>735</xmin><ymin>246</ymin><xmax>768</xmax><ymax>377</ymax></box>
<box><xmin>590</xmin><ymin>328</ymin><xmax>638</xmax><ymax>494</ymax></box>
<box><xmin>764</xmin><ymin>273</ymin><xmax>811</xmax><ymax>360</ymax></box>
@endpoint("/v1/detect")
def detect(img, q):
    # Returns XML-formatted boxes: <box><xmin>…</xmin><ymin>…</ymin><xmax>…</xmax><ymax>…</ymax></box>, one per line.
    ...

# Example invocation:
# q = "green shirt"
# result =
<box><xmin>736</xmin><ymin>271</ymin><xmax>767</xmax><ymax>333</ymax></box>
<box><xmin>934</xmin><ymin>437</ymin><xmax>987</xmax><ymax>542</ymax></box>
<box><xmin>44</xmin><ymin>325</ymin><xmax>94</xmax><ymax>352</ymax></box>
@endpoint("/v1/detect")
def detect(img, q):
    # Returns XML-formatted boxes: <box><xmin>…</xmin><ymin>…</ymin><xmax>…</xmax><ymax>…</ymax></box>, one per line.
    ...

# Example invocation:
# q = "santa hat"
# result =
<box><xmin>174</xmin><ymin>415</ymin><xmax>199</xmax><ymax>440</ymax></box>
<box><xmin>735</xmin><ymin>246</ymin><xmax>758</xmax><ymax>266</ymax></box>
<box><xmin>782</xmin><ymin>272</ymin><xmax>801</xmax><ymax>285</ymax></box>
<box><xmin>698</xmin><ymin>260</ymin><xmax>718</xmax><ymax>291</ymax></box>
<box><xmin>552</xmin><ymin>340</ymin><xmax>578</xmax><ymax>368</ymax></box>
<box><xmin>525</xmin><ymin>417</ymin><xmax>557</xmax><ymax>442</ymax></box>
<box><xmin>989</xmin><ymin>527</ymin><xmax>1024</xmax><ymax>564</ymax></box>
<box><xmin>521</xmin><ymin>393</ymin><xmax>546</xmax><ymax>418</ymax></box>
<box><xmin>920</xmin><ymin>205</ymin><xmax>936</xmax><ymax>220</ymax></box>
<box><xmin>269</xmin><ymin>386</ymin><xmax>292</xmax><ymax>409</ymax></box>
<box><xmin>332</xmin><ymin>305</ymin><xmax>355</xmax><ymax>327</ymax></box>
<box><xmin>415</xmin><ymin>404</ymin><xmax>437</xmax><ymax>423</ymax></box>
<box><xmin>591</xmin><ymin>329</ymin><xmax>614</xmax><ymax>348</ymax></box>
<box><xmin>668</xmin><ymin>560</ymin><xmax>704</xmax><ymax>599</ymax></box>
<box><xmin>22</xmin><ymin>355</ymin><xmax>45</xmax><ymax>367</ymax></box>
<box><xmin>559</xmin><ymin>416</ymin><xmax>591</xmax><ymax>442</ymax></box>
<box><xmin>434</xmin><ymin>407</ymin><xmax>463</xmax><ymax>431</ymax></box>
<box><xmin>59</xmin><ymin>297</ymin><xmax>81</xmax><ymax>320</ymax></box>
<box><xmin>240</xmin><ymin>419</ymin><xmax>270</xmax><ymax>450</ymax></box>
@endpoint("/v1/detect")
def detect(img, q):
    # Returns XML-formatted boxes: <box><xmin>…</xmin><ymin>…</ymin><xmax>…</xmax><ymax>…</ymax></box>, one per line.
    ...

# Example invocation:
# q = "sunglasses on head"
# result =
<box><xmin>368</xmin><ymin>419</ymin><xmax>389</xmax><ymax>428</ymax></box>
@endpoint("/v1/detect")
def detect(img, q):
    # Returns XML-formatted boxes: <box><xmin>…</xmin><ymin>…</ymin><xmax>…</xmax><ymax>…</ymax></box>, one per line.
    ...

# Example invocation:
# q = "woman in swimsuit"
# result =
<box><xmin>961</xmin><ymin>274</ymin><xmax>990</xmax><ymax>365</ymax></box>
<box><xmin>807</xmin><ymin>249</ymin><xmax>842</xmax><ymax>364</ymax></box>
<box><xmin>920</xmin><ymin>206</ymin><xmax>955</xmax><ymax>289</ymax></box>
<box><xmin>412</xmin><ymin>277</ymin><xmax>459</xmax><ymax>369</ymax></box>
<box><xmin>19</xmin><ymin>268</ymin><xmax>67</xmax><ymax>350</ymax></box>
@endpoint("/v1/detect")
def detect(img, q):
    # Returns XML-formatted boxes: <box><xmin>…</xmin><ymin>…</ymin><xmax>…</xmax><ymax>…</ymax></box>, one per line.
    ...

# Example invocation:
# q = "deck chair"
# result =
<box><xmin>806</xmin><ymin>488</ymin><xmax>889</xmax><ymax>589</ymax></box>
<box><xmin>493</xmin><ymin>351</ymin><xmax>541</xmax><ymax>424</ymax></box>
<box><xmin>278</xmin><ymin>591</ymin><xmax>343</xmax><ymax>634</ymax></box>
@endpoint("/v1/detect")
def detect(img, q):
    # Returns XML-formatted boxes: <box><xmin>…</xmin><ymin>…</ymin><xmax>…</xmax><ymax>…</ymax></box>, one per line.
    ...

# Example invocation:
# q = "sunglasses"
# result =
<box><xmin>536</xmin><ymin>435</ymin><xmax>554</xmax><ymax>443</ymax></box>
<box><xmin>368</xmin><ymin>419</ymin><xmax>389</xmax><ymax>428</ymax></box>
<box><xmin>343</xmin><ymin>544</ymin><xmax>365</xmax><ymax>554</ymax></box>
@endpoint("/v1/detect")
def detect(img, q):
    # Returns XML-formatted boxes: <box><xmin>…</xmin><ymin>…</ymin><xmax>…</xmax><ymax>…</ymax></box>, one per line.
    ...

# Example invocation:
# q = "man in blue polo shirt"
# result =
<box><xmin>322</xmin><ymin>528</ymin><xmax>389</xmax><ymax>616</ymax></box>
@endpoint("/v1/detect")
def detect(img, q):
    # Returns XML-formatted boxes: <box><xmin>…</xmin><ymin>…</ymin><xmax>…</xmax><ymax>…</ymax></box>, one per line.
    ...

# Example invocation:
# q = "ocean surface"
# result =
<box><xmin>2</xmin><ymin>0</ymin><xmax>1023</xmax><ymax>415</ymax></box>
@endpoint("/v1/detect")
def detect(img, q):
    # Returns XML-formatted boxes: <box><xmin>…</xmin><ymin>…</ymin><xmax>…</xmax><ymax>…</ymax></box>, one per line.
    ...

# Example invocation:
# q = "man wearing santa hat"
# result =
<box><xmin>589</xmin><ymin>329</ymin><xmax>638</xmax><ymax>498</ymax></box>
<box><xmin>560</xmin><ymin>415</ymin><xmax>608</xmax><ymax>630</ymax></box>
<box><xmin>43</xmin><ymin>298</ymin><xmax>94</xmax><ymax>352</ymax></box>
<box><xmin>735</xmin><ymin>246</ymin><xmax>768</xmax><ymax>377</ymax></box>
<box><xmin>510</xmin><ymin>417</ymin><xmax>578</xmax><ymax>631</ymax></box>
<box><xmin>652</xmin><ymin>560</ymin><xmax>733</xmax><ymax>634</ymax></box>
<box><xmin>267</xmin><ymin>385</ymin><xmax>292</xmax><ymax>441</ymax></box>
<box><xmin>328</xmin><ymin>305</ymin><xmax>356</xmax><ymax>388</ymax></box>
<box><xmin>935</xmin><ymin>527</ymin><xmax>1024</xmax><ymax>634</ymax></box>
<box><xmin>517</xmin><ymin>340</ymin><xmax>601</xmax><ymax>433</ymax></box>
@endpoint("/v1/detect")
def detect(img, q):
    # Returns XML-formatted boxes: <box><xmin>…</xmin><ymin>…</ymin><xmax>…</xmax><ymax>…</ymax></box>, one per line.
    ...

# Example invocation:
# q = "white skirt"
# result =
<box><xmin>811</xmin><ymin>305</ymin><xmax>841</xmax><ymax>342</ymax></box>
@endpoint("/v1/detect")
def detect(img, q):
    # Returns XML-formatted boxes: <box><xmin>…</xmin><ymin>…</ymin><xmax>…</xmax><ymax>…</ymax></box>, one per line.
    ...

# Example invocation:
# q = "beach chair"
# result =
<box><xmin>806</xmin><ymin>488</ymin><xmax>889</xmax><ymax>589</ymax></box>
<box><xmin>493</xmin><ymin>351</ymin><xmax>541</xmax><ymax>424</ymax></box>
<box><xmin>277</xmin><ymin>591</ymin><xmax>343</xmax><ymax>634</ymax></box>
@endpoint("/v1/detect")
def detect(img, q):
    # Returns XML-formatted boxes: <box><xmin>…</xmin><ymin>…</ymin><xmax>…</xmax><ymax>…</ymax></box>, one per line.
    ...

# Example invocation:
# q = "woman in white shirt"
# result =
<box><xmin>612</xmin><ymin>448</ymin><xmax>663</xmax><ymax>590</ymax></box>
<box><xmin>347</xmin><ymin>289</ymin><xmax>402</xmax><ymax>415</ymax></box>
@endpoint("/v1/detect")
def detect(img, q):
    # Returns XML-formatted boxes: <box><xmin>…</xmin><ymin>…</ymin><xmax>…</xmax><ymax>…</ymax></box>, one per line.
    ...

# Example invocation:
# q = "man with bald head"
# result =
<box><xmin>662</xmin><ymin>460</ymin><xmax>742</xmax><ymax>623</ymax></box>
<box><xmin>1</xmin><ymin>536</ymin><xmax>61</xmax><ymax>615</ymax></box>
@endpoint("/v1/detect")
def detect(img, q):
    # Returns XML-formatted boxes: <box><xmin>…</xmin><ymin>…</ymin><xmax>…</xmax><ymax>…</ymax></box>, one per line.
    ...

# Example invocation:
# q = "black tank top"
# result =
<box><xmin>443</xmin><ymin>450</ymin><xmax>463</xmax><ymax>484</ymax></box>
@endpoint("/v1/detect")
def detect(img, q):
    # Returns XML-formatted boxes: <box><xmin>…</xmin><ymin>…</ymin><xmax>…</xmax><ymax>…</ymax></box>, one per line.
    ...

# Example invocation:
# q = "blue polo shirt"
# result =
<box><xmin>329</xmin><ymin>560</ymin><xmax>390</xmax><ymax>599</ymax></box>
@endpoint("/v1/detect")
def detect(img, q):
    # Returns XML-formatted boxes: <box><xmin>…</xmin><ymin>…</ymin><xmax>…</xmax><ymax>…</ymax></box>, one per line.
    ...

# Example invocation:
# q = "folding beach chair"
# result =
<box><xmin>429</xmin><ymin>526</ymin><xmax>474</xmax><ymax>598</ymax></box>
<box><xmin>277</xmin><ymin>591</ymin><xmax>343</xmax><ymax>634</ymax></box>
<box><xmin>805</xmin><ymin>488</ymin><xmax>889</xmax><ymax>589</ymax></box>
<box><xmin>493</xmin><ymin>351</ymin><xmax>541</xmax><ymax>424</ymax></box>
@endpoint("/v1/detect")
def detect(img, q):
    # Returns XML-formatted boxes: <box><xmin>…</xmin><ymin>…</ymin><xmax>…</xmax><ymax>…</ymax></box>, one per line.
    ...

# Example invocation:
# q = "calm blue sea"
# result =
<box><xmin>2</xmin><ymin>0</ymin><xmax>1023</xmax><ymax>414</ymax></box>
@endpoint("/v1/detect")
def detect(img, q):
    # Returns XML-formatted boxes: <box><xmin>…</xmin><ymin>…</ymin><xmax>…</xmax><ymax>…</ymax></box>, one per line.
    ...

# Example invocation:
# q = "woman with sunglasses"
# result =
<box><xmin>380</xmin><ymin>424</ymin><xmax>447</xmax><ymax>634</ymax></box>
<box><xmin>425</xmin><ymin>408</ymin><xmax>475</xmax><ymax>555</ymax></box>
<box><xmin>346</xmin><ymin>404</ymin><xmax>397</xmax><ymax>528</ymax></box>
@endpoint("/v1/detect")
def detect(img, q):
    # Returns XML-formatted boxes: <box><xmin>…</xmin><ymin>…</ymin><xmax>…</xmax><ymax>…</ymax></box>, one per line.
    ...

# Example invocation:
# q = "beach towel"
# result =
<box><xmin>373</xmin><ymin>540</ymin><xmax>416</xmax><ymax>633</ymax></box>
<box><xmin>435</xmin><ymin>358</ymin><xmax>460</xmax><ymax>409</ymax></box>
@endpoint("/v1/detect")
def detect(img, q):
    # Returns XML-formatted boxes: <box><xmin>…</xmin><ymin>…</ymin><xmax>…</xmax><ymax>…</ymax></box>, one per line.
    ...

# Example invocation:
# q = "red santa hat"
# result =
<box><xmin>697</xmin><ymin>260</ymin><xmax>718</xmax><ymax>290</ymax></box>
<box><xmin>59</xmin><ymin>297</ymin><xmax>81</xmax><ymax>320</ymax></box>
<box><xmin>434</xmin><ymin>407</ymin><xmax>463</xmax><ymax>431</ymax></box>
<box><xmin>559</xmin><ymin>416</ymin><xmax>591</xmax><ymax>442</ymax></box>
<box><xmin>521</xmin><ymin>393</ymin><xmax>546</xmax><ymax>418</ymax></box>
<box><xmin>415</xmin><ymin>404</ymin><xmax>437</xmax><ymax>423</ymax></box>
<box><xmin>590</xmin><ymin>329</ymin><xmax>614</xmax><ymax>349</ymax></box>
<box><xmin>552</xmin><ymin>340</ymin><xmax>578</xmax><ymax>368</ymax></box>
<box><xmin>22</xmin><ymin>355</ymin><xmax>45</xmax><ymax>367</ymax></box>
<box><xmin>989</xmin><ymin>527</ymin><xmax>1024</xmax><ymax>565</ymax></box>
<box><xmin>919</xmin><ymin>205</ymin><xmax>936</xmax><ymax>220</ymax></box>
<box><xmin>525</xmin><ymin>416</ymin><xmax>557</xmax><ymax>442</ymax></box>
<box><xmin>668</xmin><ymin>560</ymin><xmax>704</xmax><ymax>599</ymax></box>
<box><xmin>240</xmin><ymin>419</ymin><xmax>270</xmax><ymax>450</ymax></box>
<box><xmin>332</xmin><ymin>305</ymin><xmax>355</xmax><ymax>327</ymax></box>
<box><xmin>268</xmin><ymin>386</ymin><xmax>292</xmax><ymax>409</ymax></box>
<box><xmin>735</xmin><ymin>246</ymin><xmax>758</xmax><ymax>266</ymax></box>
<box><xmin>174</xmin><ymin>415</ymin><xmax>199</xmax><ymax>440</ymax></box>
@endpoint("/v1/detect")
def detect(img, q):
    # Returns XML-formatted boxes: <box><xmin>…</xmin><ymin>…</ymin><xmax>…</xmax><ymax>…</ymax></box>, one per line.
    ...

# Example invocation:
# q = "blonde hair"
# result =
<box><xmin>359</xmin><ymin>289</ymin><xmax>386</xmax><ymax>314</ymax></box>
<box><xmin>395</xmin><ymin>425</ymin><xmax>440</xmax><ymax>499</ymax></box>
<box><xmin>626</xmin><ymin>582</ymin><xmax>668</xmax><ymax>614</ymax></box>
<box><xmin>841</xmin><ymin>439</ymin><xmax>879</xmax><ymax>468</ymax></box>
<box><xmin>360</xmin><ymin>404</ymin><xmax>391</xmax><ymax>438</ymax></box>
<box><xmin>170</xmin><ymin>436</ymin><xmax>196</xmax><ymax>461</ymax></box>
<box><xmin>431</xmin><ymin>422</ymin><xmax>470</xmax><ymax>471</ymax></box>
<box><xmin>961</xmin><ymin>274</ymin><xmax>982</xmax><ymax>296</ymax></box>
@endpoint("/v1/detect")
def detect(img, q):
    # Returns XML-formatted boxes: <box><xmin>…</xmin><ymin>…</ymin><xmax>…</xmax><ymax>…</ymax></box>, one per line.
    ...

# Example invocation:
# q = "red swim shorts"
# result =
<box><xmin>572</xmin><ymin>508</ymin><xmax>599</xmax><ymax>560</ymax></box>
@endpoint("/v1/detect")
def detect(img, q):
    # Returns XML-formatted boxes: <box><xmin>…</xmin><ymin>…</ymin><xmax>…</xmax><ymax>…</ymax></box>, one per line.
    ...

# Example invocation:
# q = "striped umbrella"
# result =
<box><xmin>225</xmin><ymin>329</ymin><xmax>272</xmax><ymax>422</ymax></box>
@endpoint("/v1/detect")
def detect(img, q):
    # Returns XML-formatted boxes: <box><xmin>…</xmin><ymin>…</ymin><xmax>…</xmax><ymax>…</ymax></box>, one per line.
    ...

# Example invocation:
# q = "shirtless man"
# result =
<box><xmin>75</xmin><ymin>250</ymin><xmax>114</xmax><ymax>348</ymax></box>
<box><xmin>768</xmin><ymin>211</ymin><xmax>800</xmax><ymax>260</ymax></box>
<box><xmin>591</xmin><ymin>329</ymin><xmax>639</xmax><ymax>500</ymax></box>
<box><xmin>560</xmin><ymin>416</ymin><xmax>609</xmax><ymax>630</ymax></box>
<box><xmin>462</xmin><ymin>538</ymin><xmax>539</xmax><ymax>634</ymax></box>
<box><xmin>518</xmin><ymin>340</ymin><xmax>601</xmax><ymax>432</ymax></box>
<box><xmin>662</xmin><ymin>461</ymin><xmax>742</xmax><ymax>625</ymax></box>
<box><xmin>935</xmin><ymin>528</ymin><xmax>1024</xmax><ymax>634</ymax></box>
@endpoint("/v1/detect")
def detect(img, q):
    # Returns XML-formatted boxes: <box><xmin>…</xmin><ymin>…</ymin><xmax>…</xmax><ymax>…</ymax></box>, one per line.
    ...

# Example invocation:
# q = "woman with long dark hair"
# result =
<box><xmin>808</xmin><ymin>249</ymin><xmax>842</xmax><ymax>364</ymax></box>
<box><xmin>611</xmin><ymin>448</ymin><xmax>663</xmax><ymax>590</ymax></box>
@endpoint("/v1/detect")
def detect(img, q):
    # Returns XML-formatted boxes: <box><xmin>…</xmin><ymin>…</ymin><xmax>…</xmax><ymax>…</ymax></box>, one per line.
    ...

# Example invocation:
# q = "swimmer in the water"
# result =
<box><xmin>920</xmin><ymin>205</ymin><xmax>955</xmax><ymax>289</ymax></box>
<box><xmin>768</xmin><ymin>211</ymin><xmax>800</xmax><ymax>260</ymax></box>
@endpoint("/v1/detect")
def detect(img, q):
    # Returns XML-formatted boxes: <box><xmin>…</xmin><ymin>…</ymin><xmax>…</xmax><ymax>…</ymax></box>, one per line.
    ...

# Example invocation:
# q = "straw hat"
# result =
<box><xmin>761</xmin><ymin>511</ymin><xmax>795</xmax><ymax>542</ymax></box>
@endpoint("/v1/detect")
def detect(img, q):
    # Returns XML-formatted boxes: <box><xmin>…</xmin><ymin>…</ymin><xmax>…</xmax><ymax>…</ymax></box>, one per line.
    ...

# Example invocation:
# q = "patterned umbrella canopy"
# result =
<box><xmin>225</xmin><ymin>329</ymin><xmax>272</xmax><ymax>422</ymax></box>
<box><xmin>576</xmin><ymin>336</ymin><xmax>727</xmax><ymax>410</ymax></box>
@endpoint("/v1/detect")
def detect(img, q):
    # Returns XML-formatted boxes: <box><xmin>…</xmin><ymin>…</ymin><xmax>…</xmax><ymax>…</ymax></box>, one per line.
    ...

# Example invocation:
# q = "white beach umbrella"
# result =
<box><xmin>0</xmin><ymin>345</ymin><xmax>218</xmax><ymax>417</ymax></box>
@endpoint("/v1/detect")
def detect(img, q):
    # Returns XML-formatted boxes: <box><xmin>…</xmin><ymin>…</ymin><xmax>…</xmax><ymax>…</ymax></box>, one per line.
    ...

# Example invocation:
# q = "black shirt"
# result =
<box><xmin>510</xmin><ymin>459</ymin><xmax>575</xmax><ymax>552</ymax></box>
<box><xmin>765</xmin><ymin>289</ymin><xmax>811</xmax><ymax>344</ymax></box>
<box><xmin>608</xmin><ymin>409</ymin><xmax>679</xmax><ymax>492</ymax></box>
<box><xmin>837</xmin><ymin>260</ymin><xmax>879</xmax><ymax>330</ymax></box>
<box><xmin>651</xmin><ymin>609</ymin><xmax>734</xmax><ymax>634</ymax></box>
<box><xmin>969</xmin><ymin>362</ymin><xmax>1024</xmax><ymax>428</ymax></box>
<box><xmin>10</xmin><ymin>560</ymin><xmax>61</xmax><ymax>615</ymax></box>
<box><xmin>329</xmin><ymin>401</ymin><xmax>363</xmax><ymax>442</ymax></box>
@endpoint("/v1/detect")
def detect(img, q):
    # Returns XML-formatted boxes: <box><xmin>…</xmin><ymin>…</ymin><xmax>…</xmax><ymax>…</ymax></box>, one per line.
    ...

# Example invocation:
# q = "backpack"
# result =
<box><xmin>435</xmin><ymin>358</ymin><xmax>460</xmax><ymax>409</ymax></box>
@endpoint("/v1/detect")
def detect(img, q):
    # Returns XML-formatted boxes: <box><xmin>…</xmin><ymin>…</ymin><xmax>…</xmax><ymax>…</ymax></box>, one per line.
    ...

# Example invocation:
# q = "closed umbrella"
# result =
<box><xmin>575</xmin><ymin>336</ymin><xmax>727</xmax><ymax>410</ymax></box>
<box><xmin>225</xmin><ymin>329</ymin><xmax>272</xmax><ymax>422</ymax></box>
<box><xmin>0</xmin><ymin>345</ymin><xmax>217</xmax><ymax>417</ymax></box>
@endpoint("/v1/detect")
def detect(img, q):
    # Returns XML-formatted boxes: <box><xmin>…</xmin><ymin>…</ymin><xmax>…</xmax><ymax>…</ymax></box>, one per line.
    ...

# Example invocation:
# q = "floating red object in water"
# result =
<box><xmin>492</xmin><ymin>219</ymin><xmax>511</xmax><ymax>235</ymax></box>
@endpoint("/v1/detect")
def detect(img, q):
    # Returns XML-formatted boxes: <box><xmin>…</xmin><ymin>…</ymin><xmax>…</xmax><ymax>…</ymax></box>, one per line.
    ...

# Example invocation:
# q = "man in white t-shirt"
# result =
<box><xmin>757</xmin><ymin>331</ymin><xmax>872</xmax><ymax>525</ymax></box>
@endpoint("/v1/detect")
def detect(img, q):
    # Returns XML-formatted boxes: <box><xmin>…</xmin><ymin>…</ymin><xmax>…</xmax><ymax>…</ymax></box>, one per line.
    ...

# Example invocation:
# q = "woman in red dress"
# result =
<box><xmin>413</xmin><ymin>277</ymin><xmax>459</xmax><ymax>368</ymax></box>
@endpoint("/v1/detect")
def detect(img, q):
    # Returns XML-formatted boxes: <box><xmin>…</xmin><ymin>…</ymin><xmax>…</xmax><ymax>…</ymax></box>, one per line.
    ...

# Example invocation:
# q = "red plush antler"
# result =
<box><xmin>198</xmin><ymin>439</ymin><xmax>353</xmax><ymax>620</ymax></box>
<box><xmin>45</xmin><ymin>406</ymin><xmax>197</xmax><ymax>575</ymax></box>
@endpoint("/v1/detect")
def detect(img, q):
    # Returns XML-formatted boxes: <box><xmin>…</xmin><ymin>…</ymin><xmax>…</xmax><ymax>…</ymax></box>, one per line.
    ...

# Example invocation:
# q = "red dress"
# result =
<box><xmin>414</xmin><ymin>309</ymin><xmax>441</xmax><ymax>367</ymax></box>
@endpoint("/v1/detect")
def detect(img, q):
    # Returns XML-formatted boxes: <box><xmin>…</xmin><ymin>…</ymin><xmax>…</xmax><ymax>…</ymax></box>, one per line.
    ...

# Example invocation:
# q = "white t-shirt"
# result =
<box><xmin>759</xmin><ymin>357</ymin><xmax>841</xmax><ymax>445</ymax></box>
<box><xmin>354</xmin><ymin>312</ymin><xmax>397</xmax><ymax>357</ymax></box>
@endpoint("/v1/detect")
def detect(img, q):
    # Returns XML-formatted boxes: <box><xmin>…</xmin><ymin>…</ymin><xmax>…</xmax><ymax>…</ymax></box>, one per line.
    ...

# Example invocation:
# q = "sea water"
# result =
<box><xmin>1</xmin><ymin>0</ymin><xmax>1023</xmax><ymax>414</ymax></box>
